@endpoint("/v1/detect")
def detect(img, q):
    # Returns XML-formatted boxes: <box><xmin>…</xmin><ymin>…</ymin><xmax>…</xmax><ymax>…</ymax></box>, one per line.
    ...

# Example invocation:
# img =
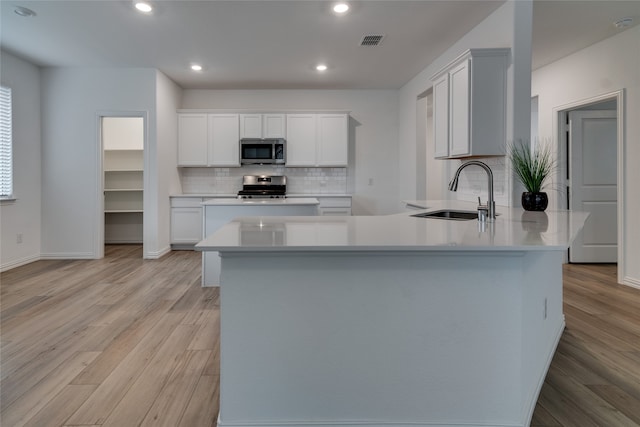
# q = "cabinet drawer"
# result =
<box><xmin>318</xmin><ymin>207</ymin><xmax>351</xmax><ymax>216</ymax></box>
<box><xmin>318</xmin><ymin>197</ymin><xmax>352</xmax><ymax>208</ymax></box>
<box><xmin>170</xmin><ymin>197</ymin><xmax>203</xmax><ymax>208</ymax></box>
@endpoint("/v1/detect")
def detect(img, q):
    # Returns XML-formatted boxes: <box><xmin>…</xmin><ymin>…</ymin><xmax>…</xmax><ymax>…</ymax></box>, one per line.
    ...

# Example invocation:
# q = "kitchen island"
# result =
<box><xmin>201</xmin><ymin>197</ymin><xmax>319</xmax><ymax>286</ymax></box>
<box><xmin>196</xmin><ymin>200</ymin><xmax>589</xmax><ymax>427</ymax></box>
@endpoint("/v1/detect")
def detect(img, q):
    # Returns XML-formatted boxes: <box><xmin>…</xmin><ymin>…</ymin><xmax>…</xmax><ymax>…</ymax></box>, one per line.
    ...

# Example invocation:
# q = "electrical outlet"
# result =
<box><xmin>16</xmin><ymin>233</ymin><xmax>23</xmax><ymax>244</ymax></box>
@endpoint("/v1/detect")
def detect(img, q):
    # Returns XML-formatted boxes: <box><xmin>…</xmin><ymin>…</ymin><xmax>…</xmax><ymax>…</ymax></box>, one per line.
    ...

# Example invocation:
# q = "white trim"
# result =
<box><xmin>0</xmin><ymin>254</ymin><xmax>41</xmax><ymax>272</ymax></box>
<box><xmin>144</xmin><ymin>245</ymin><xmax>171</xmax><ymax>260</ymax></box>
<box><xmin>623</xmin><ymin>276</ymin><xmax>640</xmax><ymax>290</ymax></box>
<box><xmin>40</xmin><ymin>252</ymin><xmax>95</xmax><ymax>259</ymax></box>
<box><xmin>553</xmin><ymin>89</ymin><xmax>626</xmax><ymax>285</ymax></box>
<box><xmin>95</xmin><ymin>111</ymin><xmax>148</xmax><ymax>260</ymax></box>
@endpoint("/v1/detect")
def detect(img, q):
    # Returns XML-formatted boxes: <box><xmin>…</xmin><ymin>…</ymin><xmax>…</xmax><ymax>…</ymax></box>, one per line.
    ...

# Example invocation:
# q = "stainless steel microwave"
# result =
<box><xmin>240</xmin><ymin>138</ymin><xmax>286</xmax><ymax>165</ymax></box>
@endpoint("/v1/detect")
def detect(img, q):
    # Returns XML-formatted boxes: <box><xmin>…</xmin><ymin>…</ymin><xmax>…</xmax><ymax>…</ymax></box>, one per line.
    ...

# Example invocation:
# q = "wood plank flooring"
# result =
<box><xmin>1</xmin><ymin>247</ymin><xmax>639</xmax><ymax>426</ymax></box>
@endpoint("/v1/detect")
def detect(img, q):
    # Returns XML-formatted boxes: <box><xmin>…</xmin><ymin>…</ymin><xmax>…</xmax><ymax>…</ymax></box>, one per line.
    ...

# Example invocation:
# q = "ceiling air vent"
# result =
<box><xmin>360</xmin><ymin>34</ymin><xmax>385</xmax><ymax>47</ymax></box>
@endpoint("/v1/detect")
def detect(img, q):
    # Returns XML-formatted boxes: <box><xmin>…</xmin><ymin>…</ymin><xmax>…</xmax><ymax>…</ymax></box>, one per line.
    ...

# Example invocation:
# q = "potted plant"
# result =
<box><xmin>508</xmin><ymin>142</ymin><xmax>554</xmax><ymax>211</ymax></box>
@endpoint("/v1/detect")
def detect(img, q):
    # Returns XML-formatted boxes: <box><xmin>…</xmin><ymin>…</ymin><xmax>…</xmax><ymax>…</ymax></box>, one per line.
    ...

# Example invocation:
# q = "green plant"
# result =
<box><xmin>508</xmin><ymin>142</ymin><xmax>554</xmax><ymax>193</ymax></box>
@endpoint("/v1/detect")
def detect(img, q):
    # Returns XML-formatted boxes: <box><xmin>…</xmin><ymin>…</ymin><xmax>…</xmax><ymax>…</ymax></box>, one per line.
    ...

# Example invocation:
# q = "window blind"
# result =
<box><xmin>0</xmin><ymin>86</ymin><xmax>13</xmax><ymax>199</ymax></box>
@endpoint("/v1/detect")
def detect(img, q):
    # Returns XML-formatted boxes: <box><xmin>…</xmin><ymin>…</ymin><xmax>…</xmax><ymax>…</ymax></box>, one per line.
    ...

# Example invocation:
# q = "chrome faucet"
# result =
<box><xmin>448</xmin><ymin>160</ymin><xmax>496</xmax><ymax>221</ymax></box>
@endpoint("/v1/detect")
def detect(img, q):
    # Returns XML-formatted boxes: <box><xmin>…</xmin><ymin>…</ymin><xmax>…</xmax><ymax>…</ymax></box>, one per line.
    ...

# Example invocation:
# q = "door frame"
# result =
<box><xmin>95</xmin><ymin>111</ymin><xmax>149</xmax><ymax>259</ymax></box>
<box><xmin>553</xmin><ymin>90</ymin><xmax>625</xmax><ymax>281</ymax></box>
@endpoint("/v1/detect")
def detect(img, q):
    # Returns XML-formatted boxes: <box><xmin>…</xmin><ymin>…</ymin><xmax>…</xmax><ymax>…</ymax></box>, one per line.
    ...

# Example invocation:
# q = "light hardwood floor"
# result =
<box><xmin>1</xmin><ymin>246</ymin><xmax>639</xmax><ymax>426</ymax></box>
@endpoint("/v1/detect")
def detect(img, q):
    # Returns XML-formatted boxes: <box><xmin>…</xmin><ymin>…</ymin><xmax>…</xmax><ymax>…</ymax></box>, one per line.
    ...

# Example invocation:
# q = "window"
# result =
<box><xmin>0</xmin><ymin>85</ymin><xmax>13</xmax><ymax>199</ymax></box>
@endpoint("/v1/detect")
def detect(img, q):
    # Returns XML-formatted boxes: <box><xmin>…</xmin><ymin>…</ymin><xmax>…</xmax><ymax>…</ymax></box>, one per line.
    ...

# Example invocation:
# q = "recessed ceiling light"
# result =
<box><xmin>14</xmin><ymin>6</ymin><xmax>36</xmax><ymax>17</ymax></box>
<box><xmin>614</xmin><ymin>17</ymin><xmax>633</xmax><ymax>29</ymax></box>
<box><xmin>191</xmin><ymin>64</ymin><xmax>203</xmax><ymax>72</ymax></box>
<box><xmin>135</xmin><ymin>2</ymin><xmax>153</xmax><ymax>13</ymax></box>
<box><xmin>333</xmin><ymin>3</ymin><xmax>349</xmax><ymax>14</ymax></box>
<box><xmin>316</xmin><ymin>64</ymin><xmax>328</xmax><ymax>72</ymax></box>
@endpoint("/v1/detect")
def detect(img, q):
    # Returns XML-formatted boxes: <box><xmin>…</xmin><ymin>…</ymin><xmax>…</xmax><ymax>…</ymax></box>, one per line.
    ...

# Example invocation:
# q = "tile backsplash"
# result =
<box><xmin>180</xmin><ymin>166</ymin><xmax>348</xmax><ymax>195</ymax></box>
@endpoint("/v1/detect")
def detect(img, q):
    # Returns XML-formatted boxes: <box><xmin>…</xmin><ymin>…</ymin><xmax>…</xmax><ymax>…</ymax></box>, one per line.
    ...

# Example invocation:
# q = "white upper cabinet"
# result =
<box><xmin>431</xmin><ymin>48</ymin><xmax>509</xmax><ymax>159</ymax></box>
<box><xmin>240</xmin><ymin>114</ymin><xmax>286</xmax><ymax>139</ymax></box>
<box><xmin>239</xmin><ymin>114</ymin><xmax>262</xmax><ymax>139</ymax></box>
<box><xmin>286</xmin><ymin>114</ymin><xmax>317</xmax><ymax>166</ymax></box>
<box><xmin>179</xmin><ymin>111</ymin><xmax>347</xmax><ymax>168</ymax></box>
<box><xmin>178</xmin><ymin>113</ymin><xmax>208</xmax><ymax>166</ymax></box>
<box><xmin>317</xmin><ymin>114</ymin><xmax>348</xmax><ymax>166</ymax></box>
<box><xmin>263</xmin><ymin>114</ymin><xmax>286</xmax><ymax>138</ymax></box>
<box><xmin>432</xmin><ymin>74</ymin><xmax>450</xmax><ymax>158</ymax></box>
<box><xmin>178</xmin><ymin>113</ymin><xmax>240</xmax><ymax>167</ymax></box>
<box><xmin>208</xmin><ymin>114</ymin><xmax>240</xmax><ymax>167</ymax></box>
<box><xmin>286</xmin><ymin>113</ymin><xmax>348</xmax><ymax>167</ymax></box>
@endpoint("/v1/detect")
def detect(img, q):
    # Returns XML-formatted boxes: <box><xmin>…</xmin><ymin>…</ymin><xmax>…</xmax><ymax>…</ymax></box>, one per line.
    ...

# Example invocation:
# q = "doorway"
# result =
<box><xmin>100</xmin><ymin>115</ymin><xmax>145</xmax><ymax>256</ymax></box>
<box><xmin>557</xmin><ymin>92</ymin><xmax>624</xmax><ymax>267</ymax></box>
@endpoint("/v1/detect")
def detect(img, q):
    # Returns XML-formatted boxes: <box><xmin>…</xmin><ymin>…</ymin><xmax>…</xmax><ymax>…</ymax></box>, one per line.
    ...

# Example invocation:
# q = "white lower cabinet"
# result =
<box><xmin>289</xmin><ymin>196</ymin><xmax>352</xmax><ymax>216</ymax></box>
<box><xmin>170</xmin><ymin>197</ymin><xmax>203</xmax><ymax>248</ymax></box>
<box><xmin>317</xmin><ymin>196</ymin><xmax>351</xmax><ymax>216</ymax></box>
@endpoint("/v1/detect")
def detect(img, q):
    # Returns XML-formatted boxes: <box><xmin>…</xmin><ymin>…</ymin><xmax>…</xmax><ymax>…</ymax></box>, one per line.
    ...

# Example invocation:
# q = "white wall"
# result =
<box><xmin>153</xmin><ymin>71</ymin><xmax>182</xmax><ymax>257</ymax></box>
<box><xmin>102</xmin><ymin>117</ymin><xmax>144</xmax><ymax>150</ymax></box>
<box><xmin>0</xmin><ymin>50</ymin><xmax>41</xmax><ymax>271</ymax></box>
<box><xmin>181</xmin><ymin>90</ymin><xmax>399</xmax><ymax>215</ymax></box>
<box><xmin>532</xmin><ymin>25</ymin><xmax>640</xmax><ymax>287</ymax></box>
<box><xmin>397</xmin><ymin>1</ymin><xmax>533</xmax><ymax>207</ymax></box>
<box><xmin>40</xmin><ymin>67</ymin><xmax>158</xmax><ymax>258</ymax></box>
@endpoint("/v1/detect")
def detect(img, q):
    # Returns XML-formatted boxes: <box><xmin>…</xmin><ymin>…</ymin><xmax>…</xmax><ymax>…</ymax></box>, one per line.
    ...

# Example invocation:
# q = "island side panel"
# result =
<box><xmin>217</xmin><ymin>250</ymin><xmax>560</xmax><ymax>427</ymax></box>
<box><xmin>520</xmin><ymin>250</ymin><xmax>565</xmax><ymax>424</ymax></box>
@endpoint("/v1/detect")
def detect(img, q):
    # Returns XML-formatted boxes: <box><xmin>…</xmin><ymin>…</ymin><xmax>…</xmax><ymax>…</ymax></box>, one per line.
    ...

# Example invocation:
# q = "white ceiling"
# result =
<box><xmin>1</xmin><ymin>1</ymin><xmax>638</xmax><ymax>90</ymax></box>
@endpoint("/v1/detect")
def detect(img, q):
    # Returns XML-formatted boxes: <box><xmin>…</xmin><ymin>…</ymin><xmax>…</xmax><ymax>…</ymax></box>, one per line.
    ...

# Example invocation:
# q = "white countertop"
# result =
<box><xmin>170</xmin><ymin>193</ymin><xmax>237</xmax><ymax>198</ymax></box>
<box><xmin>196</xmin><ymin>200</ymin><xmax>590</xmax><ymax>253</ymax></box>
<box><xmin>171</xmin><ymin>193</ymin><xmax>351</xmax><ymax>198</ymax></box>
<box><xmin>202</xmin><ymin>197</ymin><xmax>319</xmax><ymax>206</ymax></box>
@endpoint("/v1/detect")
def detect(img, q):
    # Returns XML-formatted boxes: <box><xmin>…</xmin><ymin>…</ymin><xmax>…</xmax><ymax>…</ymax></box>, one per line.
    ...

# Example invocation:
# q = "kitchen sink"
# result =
<box><xmin>411</xmin><ymin>210</ymin><xmax>478</xmax><ymax>221</ymax></box>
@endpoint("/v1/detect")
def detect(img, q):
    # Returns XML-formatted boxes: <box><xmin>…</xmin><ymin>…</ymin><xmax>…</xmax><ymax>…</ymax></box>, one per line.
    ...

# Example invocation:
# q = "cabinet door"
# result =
<box><xmin>286</xmin><ymin>114</ymin><xmax>317</xmax><ymax>166</ymax></box>
<box><xmin>317</xmin><ymin>114</ymin><xmax>348</xmax><ymax>166</ymax></box>
<box><xmin>208</xmin><ymin>114</ymin><xmax>240</xmax><ymax>167</ymax></box>
<box><xmin>432</xmin><ymin>74</ymin><xmax>450</xmax><ymax>158</ymax></box>
<box><xmin>448</xmin><ymin>59</ymin><xmax>471</xmax><ymax>157</ymax></box>
<box><xmin>171</xmin><ymin>207</ymin><xmax>203</xmax><ymax>243</ymax></box>
<box><xmin>178</xmin><ymin>114</ymin><xmax>208</xmax><ymax>166</ymax></box>
<box><xmin>263</xmin><ymin>114</ymin><xmax>286</xmax><ymax>138</ymax></box>
<box><xmin>240</xmin><ymin>114</ymin><xmax>262</xmax><ymax>139</ymax></box>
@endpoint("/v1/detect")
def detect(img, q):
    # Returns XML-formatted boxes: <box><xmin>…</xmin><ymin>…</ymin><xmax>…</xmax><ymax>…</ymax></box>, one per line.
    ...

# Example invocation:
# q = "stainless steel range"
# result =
<box><xmin>237</xmin><ymin>175</ymin><xmax>287</xmax><ymax>199</ymax></box>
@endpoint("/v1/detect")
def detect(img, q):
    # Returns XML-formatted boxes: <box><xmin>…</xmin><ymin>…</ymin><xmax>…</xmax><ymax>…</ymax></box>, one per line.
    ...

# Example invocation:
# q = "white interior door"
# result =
<box><xmin>569</xmin><ymin>110</ymin><xmax>617</xmax><ymax>263</ymax></box>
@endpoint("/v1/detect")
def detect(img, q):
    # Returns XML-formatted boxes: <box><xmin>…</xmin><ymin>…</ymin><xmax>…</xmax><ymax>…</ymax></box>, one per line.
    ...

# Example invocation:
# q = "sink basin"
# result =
<box><xmin>411</xmin><ymin>210</ymin><xmax>478</xmax><ymax>221</ymax></box>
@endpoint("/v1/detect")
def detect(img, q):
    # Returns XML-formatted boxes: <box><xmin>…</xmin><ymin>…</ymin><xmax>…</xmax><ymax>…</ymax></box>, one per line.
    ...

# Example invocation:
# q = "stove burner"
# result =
<box><xmin>237</xmin><ymin>192</ymin><xmax>286</xmax><ymax>200</ymax></box>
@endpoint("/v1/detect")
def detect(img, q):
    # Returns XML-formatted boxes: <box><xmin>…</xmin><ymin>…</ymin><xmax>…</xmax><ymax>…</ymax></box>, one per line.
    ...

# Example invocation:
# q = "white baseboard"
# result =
<box><xmin>40</xmin><ymin>252</ymin><xmax>96</xmax><ymax>260</ymax></box>
<box><xmin>144</xmin><ymin>245</ymin><xmax>171</xmax><ymax>259</ymax></box>
<box><xmin>0</xmin><ymin>254</ymin><xmax>41</xmax><ymax>272</ymax></box>
<box><xmin>623</xmin><ymin>275</ymin><xmax>640</xmax><ymax>290</ymax></box>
